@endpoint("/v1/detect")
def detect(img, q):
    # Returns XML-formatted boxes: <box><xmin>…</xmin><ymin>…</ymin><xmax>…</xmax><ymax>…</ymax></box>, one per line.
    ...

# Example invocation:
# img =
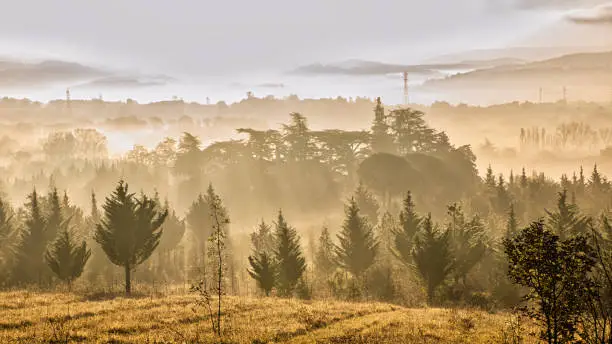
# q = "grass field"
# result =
<box><xmin>0</xmin><ymin>290</ymin><xmax>539</xmax><ymax>343</ymax></box>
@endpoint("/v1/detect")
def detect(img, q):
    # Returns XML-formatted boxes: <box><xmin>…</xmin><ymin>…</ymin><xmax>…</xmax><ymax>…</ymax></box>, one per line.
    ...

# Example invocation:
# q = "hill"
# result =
<box><xmin>419</xmin><ymin>50</ymin><xmax>612</xmax><ymax>104</ymax></box>
<box><xmin>0</xmin><ymin>290</ymin><xmax>537</xmax><ymax>343</ymax></box>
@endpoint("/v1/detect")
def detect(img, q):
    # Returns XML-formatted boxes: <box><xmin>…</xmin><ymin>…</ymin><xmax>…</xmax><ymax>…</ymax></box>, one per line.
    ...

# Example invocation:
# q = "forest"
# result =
<box><xmin>2</xmin><ymin>96</ymin><xmax>612</xmax><ymax>343</ymax></box>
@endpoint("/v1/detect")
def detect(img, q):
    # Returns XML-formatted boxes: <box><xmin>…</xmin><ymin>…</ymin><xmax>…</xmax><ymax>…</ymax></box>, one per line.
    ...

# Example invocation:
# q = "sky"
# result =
<box><xmin>0</xmin><ymin>0</ymin><xmax>608</xmax><ymax>78</ymax></box>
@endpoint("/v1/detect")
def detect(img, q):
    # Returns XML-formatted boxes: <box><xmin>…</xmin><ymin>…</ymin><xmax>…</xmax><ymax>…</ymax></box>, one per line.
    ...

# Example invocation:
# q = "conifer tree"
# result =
<box><xmin>413</xmin><ymin>213</ymin><xmax>453</xmax><ymax>305</ymax></box>
<box><xmin>274</xmin><ymin>210</ymin><xmax>306</xmax><ymax>297</ymax></box>
<box><xmin>545</xmin><ymin>189</ymin><xmax>590</xmax><ymax>240</ymax></box>
<box><xmin>314</xmin><ymin>226</ymin><xmax>336</xmax><ymax>280</ymax></box>
<box><xmin>157</xmin><ymin>200</ymin><xmax>186</xmax><ymax>279</ymax></box>
<box><xmin>248</xmin><ymin>220</ymin><xmax>277</xmax><ymax>296</ymax></box>
<box><xmin>370</xmin><ymin>97</ymin><xmax>394</xmax><ymax>154</ymax></box>
<box><xmin>94</xmin><ymin>180</ymin><xmax>167</xmax><ymax>295</ymax></box>
<box><xmin>394</xmin><ymin>191</ymin><xmax>421</xmax><ymax>265</ymax></box>
<box><xmin>520</xmin><ymin>167</ymin><xmax>528</xmax><ymax>189</ymax></box>
<box><xmin>506</xmin><ymin>203</ymin><xmax>519</xmax><ymax>239</ymax></box>
<box><xmin>484</xmin><ymin>165</ymin><xmax>496</xmax><ymax>188</ymax></box>
<box><xmin>0</xmin><ymin>198</ymin><xmax>15</xmax><ymax>276</ymax></box>
<box><xmin>354</xmin><ymin>182</ymin><xmax>379</xmax><ymax>225</ymax></box>
<box><xmin>14</xmin><ymin>189</ymin><xmax>49</xmax><ymax>285</ymax></box>
<box><xmin>45</xmin><ymin>224</ymin><xmax>91</xmax><ymax>290</ymax></box>
<box><xmin>335</xmin><ymin>198</ymin><xmax>378</xmax><ymax>278</ymax></box>
<box><xmin>46</xmin><ymin>187</ymin><xmax>63</xmax><ymax>242</ymax></box>
<box><xmin>248</xmin><ymin>252</ymin><xmax>276</xmax><ymax>296</ymax></box>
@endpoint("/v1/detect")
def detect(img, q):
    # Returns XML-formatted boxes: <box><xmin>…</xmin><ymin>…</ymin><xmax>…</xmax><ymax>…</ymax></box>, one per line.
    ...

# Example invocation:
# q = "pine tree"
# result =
<box><xmin>484</xmin><ymin>165</ymin><xmax>496</xmax><ymax>188</ymax></box>
<box><xmin>506</xmin><ymin>203</ymin><xmax>519</xmax><ymax>239</ymax></box>
<box><xmin>520</xmin><ymin>167</ymin><xmax>528</xmax><ymax>189</ymax></box>
<box><xmin>545</xmin><ymin>189</ymin><xmax>590</xmax><ymax>240</ymax></box>
<box><xmin>250</xmin><ymin>220</ymin><xmax>274</xmax><ymax>254</ymax></box>
<box><xmin>413</xmin><ymin>213</ymin><xmax>453</xmax><ymax>305</ymax></box>
<box><xmin>335</xmin><ymin>198</ymin><xmax>378</xmax><ymax>278</ymax></box>
<box><xmin>394</xmin><ymin>191</ymin><xmax>421</xmax><ymax>265</ymax></box>
<box><xmin>94</xmin><ymin>180</ymin><xmax>167</xmax><ymax>295</ymax></box>
<box><xmin>314</xmin><ymin>226</ymin><xmax>336</xmax><ymax>280</ymax></box>
<box><xmin>46</xmin><ymin>187</ymin><xmax>63</xmax><ymax>242</ymax></box>
<box><xmin>45</xmin><ymin>224</ymin><xmax>91</xmax><ymax>290</ymax></box>
<box><xmin>354</xmin><ymin>182</ymin><xmax>379</xmax><ymax>225</ymax></box>
<box><xmin>370</xmin><ymin>97</ymin><xmax>393</xmax><ymax>153</ymax></box>
<box><xmin>274</xmin><ymin>210</ymin><xmax>306</xmax><ymax>297</ymax></box>
<box><xmin>0</xmin><ymin>198</ymin><xmax>15</xmax><ymax>277</ymax></box>
<box><xmin>14</xmin><ymin>189</ymin><xmax>50</xmax><ymax>285</ymax></box>
<box><xmin>157</xmin><ymin>200</ymin><xmax>186</xmax><ymax>279</ymax></box>
<box><xmin>248</xmin><ymin>252</ymin><xmax>276</xmax><ymax>296</ymax></box>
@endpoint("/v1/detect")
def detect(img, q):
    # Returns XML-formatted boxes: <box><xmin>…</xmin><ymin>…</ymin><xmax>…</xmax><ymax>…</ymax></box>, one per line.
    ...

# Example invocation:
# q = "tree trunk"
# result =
<box><xmin>125</xmin><ymin>264</ymin><xmax>131</xmax><ymax>295</ymax></box>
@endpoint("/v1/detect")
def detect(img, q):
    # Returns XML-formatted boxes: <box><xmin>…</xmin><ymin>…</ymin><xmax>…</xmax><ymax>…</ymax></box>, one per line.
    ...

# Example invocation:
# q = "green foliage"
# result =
<box><xmin>314</xmin><ymin>226</ymin><xmax>336</xmax><ymax>280</ymax></box>
<box><xmin>504</xmin><ymin>221</ymin><xmax>596</xmax><ymax>344</ymax></box>
<box><xmin>273</xmin><ymin>211</ymin><xmax>306</xmax><ymax>297</ymax></box>
<box><xmin>13</xmin><ymin>189</ymin><xmax>49</xmax><ymax>285</ymax></box>
<box><xmin>334</xmin><ymin>198</ymin><xmax>378</xmax><ymax>278</ymax></box>
<box><xmin>0</xmin><ymin>198</ymin><xmax>15</xmax><ymax>278</ymax></box>
<box><xmin>354</xmin><ymin>182</ymin><xmax>379</xmax><ymax>225</ymax></box>
<box><xmin>94</xmin><ymin>180</ymin><xmax>167</xmax><ymax>294</ymax></box>
<box><xmin>393</xmin><ymin>191</ymin><xmax>421</xmax><ymax>265</ymax></box>
<box><xmin>545</xmin><ymin>189</ymin><xmax>590</xmax><ymax>240</ymax></box>
<box><xmin>248</xmin><ymin>251</ymin><xmax>276</xmax><ymax>296</ymax></box>
<box><xmin>44</xmin><ymin>224</ymin><xmax>91</xmax><ymax>288</ymax></box>
<box><xmin>446</xmin><ymin>204</ymin><xmax>487</xmax><ymax>287</ymax></box>
<box><xmin>413</xmin><ymin>213</ymin><xmax>453</xmax><ymax>305</ymax></box>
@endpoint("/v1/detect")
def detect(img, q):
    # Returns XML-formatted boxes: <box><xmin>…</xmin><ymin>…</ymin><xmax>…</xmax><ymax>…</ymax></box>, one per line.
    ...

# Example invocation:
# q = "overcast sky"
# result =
<box><xmin>0</xmin><ymin>0</ymin><xmax>607</xmax><ymax>77</ymax></box>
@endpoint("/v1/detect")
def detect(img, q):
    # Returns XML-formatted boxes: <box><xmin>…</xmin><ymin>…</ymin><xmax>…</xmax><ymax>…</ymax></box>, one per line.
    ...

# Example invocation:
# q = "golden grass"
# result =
<box><xmin>0</xmin><ymin>290</ymin><xmax>540</xmax><ymax>343</ymax></box>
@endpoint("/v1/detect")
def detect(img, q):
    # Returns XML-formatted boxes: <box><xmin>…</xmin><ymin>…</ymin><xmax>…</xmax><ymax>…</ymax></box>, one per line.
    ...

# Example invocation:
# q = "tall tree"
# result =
<box><xmin>248</xmin><ymin>251</ymin><xmax>276</xmax><ymax>297</ymax></box>
<box><xmin>0</xmin><ymin>198</ymin><xmax>15</xmax><ymax>277</ymax></box>
<box><xmin>274</xmin><ymin>210</ymin><xmax>306</xmax><ymax>297</ymax></box>
<box><xmin>506</xmin><ymin>203</ymin><xmax>519</xmax><ymax>239</ymax></box>
<box><xmin>371</xmin><ymin>97</ymin><xmax>394</xmax><ymax>154</ymax></box>
<box><xmin>335</xmin><ymin>198</ymin><xmax>378</xmax><ymax>278</ymax></box>
<box><xmin>546</xmin><ymin>190</ymin><xmax>590</xmax><ymax>240</ymax></box>
<box><xmin>14</xmin><ymin>189</ymin><xmax>49</xmax><ymax>285</ymax></box>
<box><xmin>394</xmin><ymin>191</ymin><xmax>421</xmax><ymax>265</ymax></box>
<box><xmin>354</xmin><ymin>182</ymin><xmax>379</xmax><ymax>225</ymax></box>
<box><xmin>94</xmin><ymin>180</ymin><xmax>167</xmax><ymax>295</ymax></box>
<box><xmin>46</xmin><ymin>187</ymin><xmax>63</xmax><ymax>242</ymax></box>
<box><xmin>504</xmin><ymin>221</ymin><xmax>596</xmax><ymax>344</ymax></box>
<box><xmin>45</xmin><ymin>224</ymin><xmax>91</xmax><ymax>290</ymax></box>
<box><xmin>206</xmin><ymin>185</ymin><xmax>229</xmax><ymax>337</ymax></box>
<box><xmin>314</xmin><ymin>226</ymin><xmax>336</xmax><ymax>280</ymax></box>
<box><xmin>413</xmin><ymin>213</ymin><xmax>453</xmax><ymax>305</ymax></box>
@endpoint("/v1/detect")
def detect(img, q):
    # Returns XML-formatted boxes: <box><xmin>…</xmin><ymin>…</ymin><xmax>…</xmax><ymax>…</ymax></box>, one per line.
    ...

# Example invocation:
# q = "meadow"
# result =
<box><xmin>0</xmin><ymin>290</ymin><xmax>537</xmax><ymax>343</ymax></box>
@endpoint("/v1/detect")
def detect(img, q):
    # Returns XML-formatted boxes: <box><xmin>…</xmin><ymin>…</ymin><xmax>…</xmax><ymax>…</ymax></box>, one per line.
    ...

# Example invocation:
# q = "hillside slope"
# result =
<box><xmin>0</xmin><ymin>291</ymin><xmax>538</xmax><ymax>343</ymax></box>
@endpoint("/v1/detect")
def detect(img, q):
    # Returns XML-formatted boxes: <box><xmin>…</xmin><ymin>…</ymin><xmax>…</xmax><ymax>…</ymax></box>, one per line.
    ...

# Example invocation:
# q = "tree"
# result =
<box><xmin>393</xmin><ymin>191</ymin><xmax>421</xmax><ymax>265</ymax></box>
<box><xmin>413</xmin><ymin>213</ymin><xmax>453</xmax><ymax>305</ymax></box>
<box><xmin>248</xmin><ymin>252</ymin><xmax>276</xmax><ymax>297</ymax></box>
<box><xmin>370</xmin><ymin>97</ymin><xmax>394</xmax><ymax>154</ymax></box>
<box><xmin>248</xmin><ymin>220</ymin><xmax>277</xmax><ymax>296</ymax></box>
<box><xmin>354</xmin><ymin>182</ymin><xmax>379</xmax><ymax>225</ymax></box>
<box><xmin>13</xmin><ymin>189</ymin><xmax>49</xmax><ymax>285</ymax></box>
<box><xmin>274</xmin><ymin>210</ymin><xmax>306</xmax><ymax>297</ymax></box>
<box><xmin>447</xmin><ymin>204</ymin><xmax>487</xmax><ymax>288</ymax></box>
<box><xmin>357</xmin><ymin>153</ymin><xmax>419</xmax><ymax>208</ymax></box>
<box><xmin>45</xmin><ymin>224</ymin><xmax>91</xmax><ymax>290</ymax></box>
<box><xmin>206</xmin><ymin>185</ymin><xmax>230</xmax><ymax>337</ymax></box>
<box><xmin>314</xmin><ymin>226</ymin><xmax>336</xmax><ymax>280</ymax></box>
<box><xmin>0</xmin><ymin>198</ymin><xmax>15</xmax><ymax>277</ymax></box>
<box><xmin>504</xmin><ymin>221</ymin><xmax>596</xmax><ymax>344</ymax></box>
<box><xmin>546</xmin><ymin>190</ymin><xmax>590</xmax><ymax>240</ymax></box>
<box><xmin>335</xmin><ymin>198</ymin><xmax>378</xmax><ymax>278</ymax></box>
<box><xmin>46</xmin><ymin>187</ymin><xmax>63</xmax><ymax>242</ymax></box>
<box><xmin>506</xmin><ymin>203</ymin><xmax>519</xmax><ymax>239</ymax></box>
<box><xmin>94</xmin><ymin>180</ymin><xmax>167</xmax><ymax>295</ymax></box>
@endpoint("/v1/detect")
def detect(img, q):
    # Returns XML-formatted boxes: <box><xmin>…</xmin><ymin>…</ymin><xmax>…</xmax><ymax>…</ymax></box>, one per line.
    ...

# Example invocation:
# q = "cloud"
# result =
<box><xmin>567</xmin><ymin>3</ymin><xmax>612</xmax><ymax>24</ymax></box>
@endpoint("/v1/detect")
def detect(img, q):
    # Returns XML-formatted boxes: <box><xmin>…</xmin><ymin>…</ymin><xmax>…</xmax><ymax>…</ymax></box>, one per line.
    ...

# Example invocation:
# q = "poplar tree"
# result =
<box><xmin>274</xmin><ymin>210</ymin><xmax>306</xmax><ymax>297</ymax></box>
<box><xmin>94</xmin><ymin>180</ymin><xmax>167</xmax><ymax>295</ymax></box>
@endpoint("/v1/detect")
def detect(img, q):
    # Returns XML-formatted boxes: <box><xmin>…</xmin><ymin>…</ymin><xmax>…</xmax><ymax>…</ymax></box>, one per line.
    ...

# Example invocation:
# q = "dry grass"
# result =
<box><xmin>0</xmin><ymin>290</ymin><xmax>540</xmax><ymax>343</ymax></box>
